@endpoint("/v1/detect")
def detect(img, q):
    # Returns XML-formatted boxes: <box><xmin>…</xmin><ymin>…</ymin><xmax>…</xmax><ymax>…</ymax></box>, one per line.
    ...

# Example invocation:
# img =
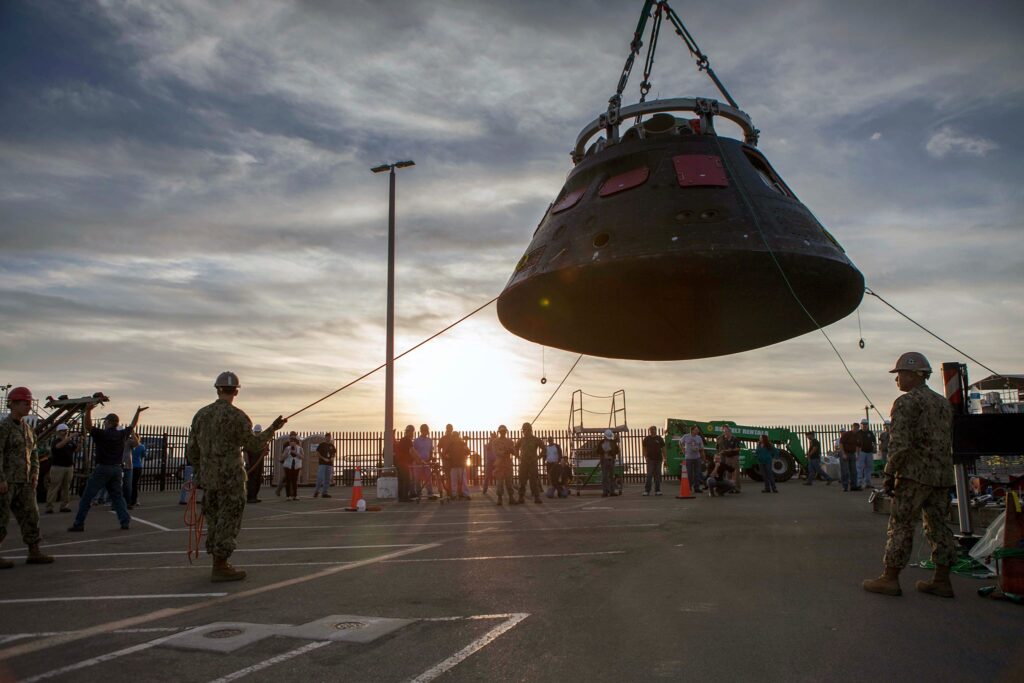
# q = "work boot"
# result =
<box><xmin>916</xmin><ymin>564</ymin><xmax>955</xmax><ymax>598</ymax></box>
<box><xmin>26</xmin><ymin>544</ymin><xmax>55</xmax><ymax>564</ymax></box>
<box><xmin>211</xmin><ymin>556</ymin><xmax>246</xmax><ymax>582</ymax></box>
<box><xmin>862</xmin><ymin>566</ymin><xmax>902</xmax><ymax>596</ymax></box>
<box><xmin>496</xmin><ymin>496</ymin><xmax>503</xmax><ymax>506</ymax></box>
<box><xmin>0</xmin><ymin>557</ymin><xmax>14</xmax><ymax>569</ymax></box>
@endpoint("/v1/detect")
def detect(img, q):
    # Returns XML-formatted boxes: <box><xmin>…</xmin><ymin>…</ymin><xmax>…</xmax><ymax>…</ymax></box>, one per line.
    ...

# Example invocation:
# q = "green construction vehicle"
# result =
<box><xmin>665</xmin><ymin>418</ymin><xmax>808</xmax><ymax>482</ymax></box>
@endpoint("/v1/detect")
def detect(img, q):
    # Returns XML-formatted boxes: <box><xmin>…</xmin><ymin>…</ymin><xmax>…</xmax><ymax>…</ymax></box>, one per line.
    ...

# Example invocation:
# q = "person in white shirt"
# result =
<box><xmin>279</xmin><ymin>434</ymin><xmax>303</xmax><ymax>501</ymax></box>
<box><xmin>680</xmin><ymin>426</ymin><xmax>706</xmax><ymax>493</ymax></box>
<box><xmin>544</xmin><ymin>437</ymin><xmax>564</xmax><ymax>498</ymax></box>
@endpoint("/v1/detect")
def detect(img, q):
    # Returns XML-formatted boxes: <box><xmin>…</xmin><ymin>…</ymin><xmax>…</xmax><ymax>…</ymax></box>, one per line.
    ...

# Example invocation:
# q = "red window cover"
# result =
<box><xmin>673</xmin><ymin>155</ymin><xmax>729</xmax><ymax>187</ymax></box>
<box><xmin>551</xmin><ymin>188</ymin><xmax>586</xmax><ymax>214</ymax></box>
<box><xmin>599</xmin><ymin>167</ymin><xmax>650</xmax><ymax>197</ymax></box>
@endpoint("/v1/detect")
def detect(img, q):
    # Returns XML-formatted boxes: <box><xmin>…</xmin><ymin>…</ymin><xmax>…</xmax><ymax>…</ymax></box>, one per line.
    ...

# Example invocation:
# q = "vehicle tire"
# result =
<box><xmin>773</xmin><ymin>451</ymin><xmax>797</xmax><ymax>482</ymax></box>
<box><xmin>746</xmin><ymin>467</ymin><xmax>763</xmax><ymax>482</ymax></box>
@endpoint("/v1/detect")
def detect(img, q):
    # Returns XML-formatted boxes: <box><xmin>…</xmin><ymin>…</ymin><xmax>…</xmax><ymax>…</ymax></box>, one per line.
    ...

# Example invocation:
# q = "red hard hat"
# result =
<box><xmin>8</xmin><ymin>386</ymin><xmax>33</xmax><ymax>402</ymax></box>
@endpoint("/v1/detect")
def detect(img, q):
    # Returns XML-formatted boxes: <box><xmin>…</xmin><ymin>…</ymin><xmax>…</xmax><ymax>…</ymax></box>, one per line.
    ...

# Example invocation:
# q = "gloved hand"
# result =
<box><xmin>269</xmin><ymin>415</ymin><xmax>288</xmax><ymax>432</ymax></box>
<box><xmin>883</xmin><ymin>474</ymin><xmax>895</xmax><ymax>496</ymax></box>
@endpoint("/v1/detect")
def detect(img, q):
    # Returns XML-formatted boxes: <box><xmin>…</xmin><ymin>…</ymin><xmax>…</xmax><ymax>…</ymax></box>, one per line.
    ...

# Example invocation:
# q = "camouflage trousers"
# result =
<box><xmin>0</xmin><ymin>482</ymin><xmax>42</xmax><ymax>548</ymax></box>
<box><xmin>883</xmin><ymin>479</ymin><xmax>958</xmax><ymax>569</ymax></box>
<box><xmin>203</xmin><ymin>489</ymin><xmax>246</xmax><ymax>559</ymax></box>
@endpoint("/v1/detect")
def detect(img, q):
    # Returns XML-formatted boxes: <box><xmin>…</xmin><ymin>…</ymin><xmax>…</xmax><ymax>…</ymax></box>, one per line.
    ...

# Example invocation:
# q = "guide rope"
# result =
<box><xmin>183</xmin><ymin>481</ymin><xmax>204</xmax><ymax>564</ymax></box>
<box><xmin>711</xmin><ymin>133</ymin><xmax>886</xmax><ymax>422</ymax></box>
<box><xmin>285</xmin><ymin>297</ymin><xmax>498</xmax><ymax>419</ymax></box>
<box><xmin>532</xmin><ymin>355</ymin><xmax>584</xmax><ymax>425</ymax></box>
<box><xmin>864</xmin><ymin>288</ymin><xmax>1002</xmax><ymax>379</ymax></box>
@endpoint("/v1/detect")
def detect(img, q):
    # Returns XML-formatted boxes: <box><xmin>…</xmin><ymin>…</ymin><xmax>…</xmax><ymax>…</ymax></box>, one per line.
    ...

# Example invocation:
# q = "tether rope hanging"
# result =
<box><xmin>712</xmin><ymin>134</ymin><xmax>887</xmax><ymax>422</ymax></box>
<box><xmin>864</xmin><ymin>288</ymin><xmax>1002</xmax><ymax>378</ymax></box>
<box><xmin>532</xmin><ymin>355</ymin><xmax>584</xmax><ymax>424</ymax></box>
<box><xmin>285</xmin><ymin>296</ymin><xmax>497</xmax><ymax>419</ymax></box>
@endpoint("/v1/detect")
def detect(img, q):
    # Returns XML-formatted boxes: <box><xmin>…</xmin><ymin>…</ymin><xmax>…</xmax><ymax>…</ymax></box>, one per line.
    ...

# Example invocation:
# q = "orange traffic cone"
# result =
<box><xmin>676</xmin><ymin>467</ymin><xmax>695</xmax><ymax>499</ymax></box>
<box><xmin>344</xmin><ymin>468</ymin><xmax>364</xmax><ymax>511</ymax></box>
<box><xmin>343</xmin><ymin>468</ymin><xmax>381</xmax><ymax>512</ymax></box>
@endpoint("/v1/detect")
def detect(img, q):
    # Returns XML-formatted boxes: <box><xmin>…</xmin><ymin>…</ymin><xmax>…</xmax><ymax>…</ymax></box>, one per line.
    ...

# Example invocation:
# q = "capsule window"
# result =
<box><xmin>515</xmin><ymin>245</ymin><xmax>547</xmax><ymax>273</ymax></box>
<box><xmin>551</xmin><ymin>187</ymin><xmax>586</xmax><ymax>215</ymax></box>
<box><xmin>743</xmin><ymin>150</ymin><xmax>794</xmax><ymax>197</ymax></box>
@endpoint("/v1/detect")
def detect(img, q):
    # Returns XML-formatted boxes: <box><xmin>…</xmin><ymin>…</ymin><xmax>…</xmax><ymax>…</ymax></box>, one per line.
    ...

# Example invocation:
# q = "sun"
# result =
<box><xmin>394</xmin><ymin>325</ymin><xmax>529</xmax><ymax>430</ymax></box>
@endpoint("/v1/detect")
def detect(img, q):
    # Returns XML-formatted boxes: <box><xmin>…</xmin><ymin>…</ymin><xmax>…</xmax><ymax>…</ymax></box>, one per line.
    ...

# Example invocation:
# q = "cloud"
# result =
<box><xmin>925</xmin><ymin>125</ymin><xmax>999</xmax><ymax>158</ymax></box>
<box><xmin>870</xmin><ymin>132</ymin><xmax>882</xmax><ymax>141</ymax></box>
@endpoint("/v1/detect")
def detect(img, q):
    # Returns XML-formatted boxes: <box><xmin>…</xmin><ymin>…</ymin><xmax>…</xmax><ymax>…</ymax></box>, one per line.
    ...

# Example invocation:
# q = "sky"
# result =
<box><xmin>1</xmin><ymin>0</ymin><xmax>1022</xmax><ymax>432</ymax></box>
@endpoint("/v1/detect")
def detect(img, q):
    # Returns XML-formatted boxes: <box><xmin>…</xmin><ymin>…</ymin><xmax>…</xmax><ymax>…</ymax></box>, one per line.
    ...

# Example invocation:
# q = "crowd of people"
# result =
<box><xmin>2</xmin><ymin>351</ymin><xmax>948</xmax><ymax>597</ymax></box>
<box><xmin>393</xmin><ymin>422</ymin><xmax>596</xmax><ymax>505</ymax></box>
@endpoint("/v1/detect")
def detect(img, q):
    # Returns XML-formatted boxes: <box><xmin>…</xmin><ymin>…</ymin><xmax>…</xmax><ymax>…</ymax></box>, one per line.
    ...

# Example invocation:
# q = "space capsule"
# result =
<box><xmin>497</xmin><ymin>98</ymin><xmax>864</xmax><ymax>361</ymax></box>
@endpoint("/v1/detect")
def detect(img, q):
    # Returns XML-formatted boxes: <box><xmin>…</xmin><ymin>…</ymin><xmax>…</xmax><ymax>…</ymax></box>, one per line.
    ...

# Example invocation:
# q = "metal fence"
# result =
<box><xmin>54</xmin><ymin>422</ymin><xmax>906</xmax><ymax>495</ymax></box>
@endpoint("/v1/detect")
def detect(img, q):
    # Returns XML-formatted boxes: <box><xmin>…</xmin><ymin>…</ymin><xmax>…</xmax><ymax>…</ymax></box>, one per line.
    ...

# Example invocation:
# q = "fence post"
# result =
<box><xmin>160</xmin><ymin>431</ymin><xmax>168</xmax><ymax>491</ymax></box>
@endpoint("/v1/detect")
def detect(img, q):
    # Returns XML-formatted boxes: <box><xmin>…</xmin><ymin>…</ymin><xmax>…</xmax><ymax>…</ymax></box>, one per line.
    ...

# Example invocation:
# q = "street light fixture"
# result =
<box><xmin>371</xmin><ymin>160</ymin><xmax>415</xmax><ymax>490</ymax></box>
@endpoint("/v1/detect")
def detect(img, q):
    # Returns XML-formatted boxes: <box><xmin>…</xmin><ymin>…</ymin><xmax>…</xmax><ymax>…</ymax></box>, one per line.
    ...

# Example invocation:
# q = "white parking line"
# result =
<box><xmin>39</xmin><ymin>529</ymin><xmax>170</xmax><ymax>550</ymax></box>
<box><xmin>7</xmin><ymin>543</ymin><xmax>420</xmax><ymax>560</ymax></box>
<box><xmin>206</xmin><ymin>641</ymin><xmax>331</xmax><ymax>683</ymax></box>
<box><xmin>64</xmin><ymin>562</ymin><xmax>358</xmax><ymax>573</ymax></box>
<box><xmin>115</xmin><ymin>513</ymin><xmax>172</xmax><ymax>532</ymax></box>
<box><xmin>63</xmin><ymin>550</ymin><xmax>625</xmax><ymax>572</ymax></box>
<box><xmin>21</xmin><ymin>632</ymin><xmax>182</xmax><ymax>682</ymax></box>
<box><xmin>0</xmin><ymin>628</ymin><xmax>182</xmax><ymax>644</ymax></box>
<box><xmin>410</xmin><ymin>613</ymin><xmax>529</xmax><ymax>682</ymax></box>
<box><xmin>385</xmin><ymin>550</ymin><xmax>625</xmax><ymax>563</ymax></box>
<box><xmin>0</xmin><ymin>594</ymin><xmax>226</xmax><ymax>605</ymax></box>
<box><xmin>0</xmin><ymin>543</ymin><xmax>440</xmax><ymax>662</ymax></box>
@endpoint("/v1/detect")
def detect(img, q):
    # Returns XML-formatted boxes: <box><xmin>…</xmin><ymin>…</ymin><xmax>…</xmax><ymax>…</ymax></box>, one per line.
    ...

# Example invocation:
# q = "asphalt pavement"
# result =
<box><xmin>0</xmin><ymin>477</ymin><xmax>1020</xmax><ymax>682</ymax></box>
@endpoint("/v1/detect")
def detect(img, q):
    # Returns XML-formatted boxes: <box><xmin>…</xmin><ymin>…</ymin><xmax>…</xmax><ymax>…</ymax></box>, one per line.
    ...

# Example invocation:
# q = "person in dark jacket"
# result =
<box><xmin>706</xmin><ymin>454</ymin><xmax>735</xmax><ymax>496</ymax></box>
<box><xmin>395</xmin><ymin>425</ymin><xmax>416</xmax><ymax>502</ymax></box>
<box><xmin>595</xmin><ymin>429</ymin><xmax>620</xmax><ymax>497</ymax></box>
<box><xmin>755</xmin><ymin>434</ymin><xmax>779</xmax><ymax>493</ymax></box>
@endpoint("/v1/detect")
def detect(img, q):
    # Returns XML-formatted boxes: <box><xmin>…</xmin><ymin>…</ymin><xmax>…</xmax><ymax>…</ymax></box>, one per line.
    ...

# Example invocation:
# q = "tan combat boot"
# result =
<box><xmin>0</xmin><ymin>557</ymin><xmax>14</xmax><ymax>569</ymax></box>
<box><xmin>26</xmin><ymin>544</ymin><xmax>55</xmax><ymax>564</ymax></box>
<box><xmin>211</xmin><ymin>556</ymin><xmax>247</xmax><ymax>582</ymax></box>
<box><xmin>862</xmin><ymin>566</ymin><xmax>902</xmax><ymax>596</ymax></box>
<box><xmin>916</xmin><ymin>564</ymin><xmax>955</xmax><ymax>598</ymax></box>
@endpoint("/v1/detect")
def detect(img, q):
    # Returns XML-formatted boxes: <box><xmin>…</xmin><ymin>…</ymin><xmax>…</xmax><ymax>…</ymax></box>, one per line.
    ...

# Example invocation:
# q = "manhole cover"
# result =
<box><xmin>205</xmin><ymin>628</ymin><xmax>245</xmax><ymax>639</ymax></box>
<box><xmin>333</xmin><ymin>621</ymin><xmax>367</xmax><ymax>631</ymax></box>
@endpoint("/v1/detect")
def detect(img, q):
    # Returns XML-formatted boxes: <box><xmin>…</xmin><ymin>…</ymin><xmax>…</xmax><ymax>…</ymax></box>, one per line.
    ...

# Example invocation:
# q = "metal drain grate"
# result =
<box><xmin>332</xmin><ymin>621</ymin><xmax>367</xmax><ymax>631</ymax></box>
<box><xmin>204</xmin><ymin>628</ymin><xmax>245</xmax><ymax>639</ymax></box>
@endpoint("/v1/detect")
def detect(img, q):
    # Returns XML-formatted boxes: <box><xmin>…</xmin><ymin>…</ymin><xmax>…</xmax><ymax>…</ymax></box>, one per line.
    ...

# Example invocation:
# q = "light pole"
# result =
<box><xmin>371</xmin><ymin>160</ymin><xmax>414</xmax><ymax>486</ymax></box>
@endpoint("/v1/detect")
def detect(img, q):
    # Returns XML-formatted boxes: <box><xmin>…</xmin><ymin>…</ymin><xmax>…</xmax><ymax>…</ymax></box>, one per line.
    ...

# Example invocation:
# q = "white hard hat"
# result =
<box><xmin>253</xmin><ymin>424</ymin><xmax>263</xmax><ymax>433</ymax></box>
<box><xmin>889</xmin><ymin>352</ymin><xmax>931</xmax><ymax>374</ymax></box>
<box><xmin>604</xmin><ymin>429</ymin><xmax>614</xmax><ymax>439</ymax></box>
<box><xmin>860</xmin><ymin>418</ymin><xmax>869</xmax><ymax>424</ymax></box>
<box><xmin>56</xmin><ymin>423</ymin><xmax>69</xmax><ymax>432</ymax></box>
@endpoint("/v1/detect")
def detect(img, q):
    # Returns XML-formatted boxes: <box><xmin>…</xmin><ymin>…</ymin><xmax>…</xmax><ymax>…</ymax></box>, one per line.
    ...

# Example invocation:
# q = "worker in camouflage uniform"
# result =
<box><xmin>187</xmin><ymin>372</ymin><xmax>285</xmax><ymax>582</ymax></box>
<box><xmin>0</xmin><ymin>387</ymin><xmax>54</xmax><ymax>568</ymax></box>
<box><xmin>492</xmin><ymin>425</ymin><xmax>516</xmax><ymax>505</ymax></box>
<box><xmin>514</xmin><ymin>422</ymin><xmax>545</xmax><ymax>504</ymax></box>
<box><xmin>863</xmin><ymin>352</ymin><xmax>959</xmax><ymax>598</ymax></box>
